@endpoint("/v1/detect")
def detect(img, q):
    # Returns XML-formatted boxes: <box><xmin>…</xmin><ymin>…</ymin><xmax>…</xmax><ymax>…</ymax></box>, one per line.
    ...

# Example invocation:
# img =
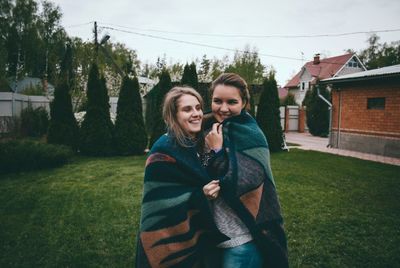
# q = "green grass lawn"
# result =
<box><xmin>0</xmin><ymin>150</ymin><xmax>399</xmax><ymax>267</ymax></box>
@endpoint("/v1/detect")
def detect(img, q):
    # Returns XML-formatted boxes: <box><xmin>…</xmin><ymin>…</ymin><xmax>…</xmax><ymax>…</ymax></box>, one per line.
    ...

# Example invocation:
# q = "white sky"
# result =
<box><xmin>52</xmin><ymin>0</ymin><xmax>400</xmax><ymax>85</ymax></box>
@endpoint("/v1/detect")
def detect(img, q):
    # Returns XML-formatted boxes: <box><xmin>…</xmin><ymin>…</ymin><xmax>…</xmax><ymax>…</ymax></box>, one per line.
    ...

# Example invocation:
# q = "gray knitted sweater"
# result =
<box><xmin>203</xmin><ymin>149</ymin><xmax>253</xmax><ymax>248</ymax></box>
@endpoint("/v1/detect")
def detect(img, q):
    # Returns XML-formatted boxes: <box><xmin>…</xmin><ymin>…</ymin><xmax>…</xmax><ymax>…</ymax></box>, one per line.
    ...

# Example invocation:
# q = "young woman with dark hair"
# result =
<box><xmin>202</xmin><ymin>73</ymin><xmax>289</xmax><ymax>268</ymax></box>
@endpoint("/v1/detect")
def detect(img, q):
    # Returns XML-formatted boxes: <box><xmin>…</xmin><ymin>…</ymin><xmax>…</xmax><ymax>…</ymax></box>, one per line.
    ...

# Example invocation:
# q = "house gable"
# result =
<box><xmin>284</xmin><ymin>53</ymin><xmax>365</xmax><ymax>104</ymax></box>
<box><xmin>335</xmin><ymin>55</ymin><xmax>366</xmax><ymax>77</ymax></box>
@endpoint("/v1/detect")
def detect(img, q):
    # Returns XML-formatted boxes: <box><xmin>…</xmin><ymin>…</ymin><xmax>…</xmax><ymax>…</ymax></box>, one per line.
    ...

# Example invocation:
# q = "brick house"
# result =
<box><xmin>285</xmin><ymin>53</ymin><xmax>366</xmax><ymax>105</ymax></box>
<box><xmin>321</xmin><ymin>64</ymin><xmax>400</xmax><ymax>158</ymax></box>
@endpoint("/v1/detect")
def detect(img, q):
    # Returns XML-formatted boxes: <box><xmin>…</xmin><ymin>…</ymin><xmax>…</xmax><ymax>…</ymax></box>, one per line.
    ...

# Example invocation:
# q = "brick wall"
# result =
<box><xmin>331</xmin><ymin>83</ymin><xmax>400</xmax><ymax>138</ymax></box>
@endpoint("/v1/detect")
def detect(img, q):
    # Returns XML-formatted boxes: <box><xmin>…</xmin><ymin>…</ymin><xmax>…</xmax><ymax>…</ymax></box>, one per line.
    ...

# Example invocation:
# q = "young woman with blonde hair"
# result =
<box><xmin>135</xmin><ymin>87</ymin><xmax>225</xmax><ymax>267</ymax></box>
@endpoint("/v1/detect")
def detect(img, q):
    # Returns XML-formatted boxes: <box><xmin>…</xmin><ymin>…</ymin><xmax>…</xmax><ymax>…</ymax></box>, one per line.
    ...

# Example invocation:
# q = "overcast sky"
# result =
<box><xmin>52</xmin><ymin>0</ymin><xmax>400</xmax><ymax>85</ymax></box>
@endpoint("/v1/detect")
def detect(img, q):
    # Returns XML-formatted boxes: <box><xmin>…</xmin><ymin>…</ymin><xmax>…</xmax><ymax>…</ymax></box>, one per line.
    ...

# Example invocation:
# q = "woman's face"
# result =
<box><xmin>176</xmin><ymin>94</ymin><xmax>203</xmax><ymax>137</ymax></box>
<box><xmin>211</xmin><ymin>85</ymin><xmax>245</xmax><ymax>122</ymax></box>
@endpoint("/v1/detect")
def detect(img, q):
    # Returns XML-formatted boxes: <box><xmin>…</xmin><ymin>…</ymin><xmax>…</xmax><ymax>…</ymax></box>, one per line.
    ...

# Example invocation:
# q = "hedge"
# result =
<box><xmin>0</xmin><ymin>140</ymin><xmax>73</xmax><ymax>174</ymax></box>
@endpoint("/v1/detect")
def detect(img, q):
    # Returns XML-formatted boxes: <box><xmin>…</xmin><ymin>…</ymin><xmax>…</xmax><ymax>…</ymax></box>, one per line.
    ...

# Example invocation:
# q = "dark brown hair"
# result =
<box><xmin>210</xmin><ymin>73</ymin><xmax>250</xmax><ymax>108</ymax></box>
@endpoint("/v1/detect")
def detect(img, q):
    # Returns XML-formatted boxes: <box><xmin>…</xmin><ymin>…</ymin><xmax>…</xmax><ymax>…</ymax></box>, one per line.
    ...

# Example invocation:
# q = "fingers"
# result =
<box><xmin>203</xmin><ymin>180</ymin><xmax>220</xmax><ymax>200</ymax></box>
<box><xmin>212</xmin><ymin>123</ymin><xmax>223</xmax><ymax>135</ymax></box>
<box><xmin>212</xmin><ymin>122</ymin><xmax>219</xmax><ymax>133</ymax></box>
<box><xmin>217</xmin><ymin>123</ymin><xmax>223</xmax><ymax>134</ymax></box>
<box><xmin>206</xmin><ymin>123</ymin><xmax>223</xmax><ymax>150</ymax></box>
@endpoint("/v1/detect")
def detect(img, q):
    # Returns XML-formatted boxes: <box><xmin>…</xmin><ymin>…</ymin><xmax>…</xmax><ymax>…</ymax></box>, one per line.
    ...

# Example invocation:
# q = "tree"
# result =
<box><xmin>37</xmin><ymin>0</ymin><xmax>67</xmax><ymax>83</ymax></box>
<box><xmin>210</xmin><ymin>55</ymin><xmax>229</xmax><ymax>80</ymax></box>
<box><xmin>358</xmin><ymin>34</ymin><xmax>400</xmax><ymax>69</ymax></box>
<box><xmin>167</xmin><ymin>62</ymin><xmax>183</xmax><ymax>81</ymax></box>
<box><xmin>181</xmin><ymin>62</ymin><xmax>198</xmax><ymax>89</ymax></box>
<box><xmin>149</xmin><ymin>70</ymin><xmax>172</xmax><ymax>147</ymax></box>
<box><xmin>3</xmin><ymin>0</ymin><xmax>67</xmax><ymax>84</ymax></box>
<box><xmin>0</xmin><ymin>0</ymin><xmax>12</xmax><ymax>81</ymax></box>
<box><xmin>189</xmin><ymin>62</ymin><xmax>199</xmax><ymax>89</ymax></box>
<box><xmin>47</xmin><ymin>44</ymin><xmax>79</xmax><ymax>150</ymax></box>
<box><xmin>281</xmin><ymin>93</ymin><xmax>297</xmax><ymax>106</ymax></box>
<box><xmin>181</xmin><ymin>63</ymin><xmax>191</xmax><ymax>85</ymax></box>
<box><xmin>79</xmin><ymin>63</ymin><xmax>114</xmax><ymax>156</ymax></box>
<box><xmin>225</xmin><ymin>45</ymin><xmax>265</xmax><ymax>85</ymax></box>
<box><xmin>100</xmin><ymin>42</ymin><xmax>140</xmax><ymax>96</ymax></box>
<box><xmin>198</xmin><ymin>54</ymin><xmax>211</xmax><ymax>82</ymax></box>
<box><xmin>114</xmin><ymin>76</ymin><xmax>147</xmax><ymax>155</ymax></box>
<box><xmin>256</xmin><ymin>72</ymin><xmax>284</xmax><ymax>152</ymax></box>
<box><xmin>303</xmin><ymin>84</ymin><xmax>330</xmax><ymax>137</ymax></box>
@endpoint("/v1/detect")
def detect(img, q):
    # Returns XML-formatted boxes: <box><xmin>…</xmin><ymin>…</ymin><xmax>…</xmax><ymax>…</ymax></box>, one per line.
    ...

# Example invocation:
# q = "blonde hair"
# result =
<box><xmin>162</xmin><ymin>87</ymin><xmax>204</xmax><ymax>147</ymax></box>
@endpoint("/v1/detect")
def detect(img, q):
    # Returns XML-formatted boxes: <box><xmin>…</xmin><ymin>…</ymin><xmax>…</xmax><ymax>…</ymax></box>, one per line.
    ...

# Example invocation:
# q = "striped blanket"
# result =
<box><xmin>215</xmin><ymin>111</ymin><xmax>289</xmax><ymax>268</ymax></box>
<box><xmin>135</xmin><ymin>134</ymin><xmax>225</xmax><ymax>267</ymax></box>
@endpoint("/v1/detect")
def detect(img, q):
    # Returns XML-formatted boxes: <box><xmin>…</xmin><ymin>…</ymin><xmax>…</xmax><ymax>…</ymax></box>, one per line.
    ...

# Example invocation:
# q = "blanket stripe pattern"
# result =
<box><xmin>219</xmin><ymin>111</ymin><xmax>289</xmax><ymax>268</ymax></box>
<box><xmin>135</xmin><ymin>135</ymin><xmax>225</xmax><ymax>268</ymax></box>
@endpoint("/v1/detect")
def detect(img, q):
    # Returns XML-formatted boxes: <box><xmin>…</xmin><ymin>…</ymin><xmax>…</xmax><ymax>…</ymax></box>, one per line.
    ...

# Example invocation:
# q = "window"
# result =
<box><xmin>367</xmin><ymin>97</ymin><xmax>385</xmax><ymax>110</ymax></box>
<box><xmin>301</xmin><ymin>82</ymin><xmax>305</xmax><ymax>91</ymax></box>
<box><xmin>348</xmin><ymin>58</ymin><xmax>360</xmax><ymax>68</ymax></box>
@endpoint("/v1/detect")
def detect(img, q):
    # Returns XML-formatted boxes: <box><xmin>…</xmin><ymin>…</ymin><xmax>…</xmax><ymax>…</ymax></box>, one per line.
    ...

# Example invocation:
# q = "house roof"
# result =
<box><xmin>138</xmin><ymin>76</ymin><xmax>156</xmax><ymax>85</ymax></box>
<box><xmin>8</xmin><ymin>77</ymin><xmax>55</xmax><ymax>94</ymax></box>
<box><xmin>278</xmin><ymin>87</ymin><xmax>288</xmax><ymax>99</ymax></box>
<box><xmin>284</xmin><ymin>53</ymin><xmax>355</xmax><ymax>88</ymax></box>
<box><xmin>321</xmin><ymin>64</ymin><xmax>400</xmax><ymax>84</ymax></box>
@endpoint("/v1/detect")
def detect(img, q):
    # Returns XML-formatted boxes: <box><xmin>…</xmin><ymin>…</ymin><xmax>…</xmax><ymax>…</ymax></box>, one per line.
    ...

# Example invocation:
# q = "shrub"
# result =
<box><xmin>114</xmin><ymin>77</ymin><xmax>147</xmax><ymax>155</ymax></box>
<box><xmin>281</xmin><ymin>93</ymin><xmax>297</xmax><ymax>106</ymax></box>
<box><xmin>47</xmin><ymin>44</ymin><xmax>79</xmax><ymax>151</ymax></box>
<box><xmin>79</xmin><ymin>63</ymin><xmax>114</xmax><ymax>156</ymax></box>
<box><xmin>181</xmin><ymin>62</ymin><xmax>198</xmax><ymax>90</ymax></box>
<box><xmin>0</xmin><ymin>140</ymin><xmax>73</xmax><ymax>174</ymax></box>
<box><xmin>149</xmin><ymin>70</ymin><xmax>172</xmax><ymax>147</ymax></box>
<box><xmin>20</xmin><ymin>83</ymin><xmax>46</xmax><ymax>96</ymax></box>
<box><xmin>256</xmin><ymin>72</ymin><xmax>284</xmax><ymax>152</ymax></box>
<box><xmin>303</xmin><ymin>84</ymin><xmax>330</xmax><ymax>137</ymax></box>
<box><xmin>20</xmin><ymin>106</ymin><xmax>49</xmax><ymax>137</ymax></box>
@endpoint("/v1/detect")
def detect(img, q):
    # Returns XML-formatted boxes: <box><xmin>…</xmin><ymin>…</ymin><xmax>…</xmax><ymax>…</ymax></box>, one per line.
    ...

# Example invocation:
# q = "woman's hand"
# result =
<box><xmin>203</xmin><ymin>180</ymin><xmax>220</xmax><ymax>200</ymax></box>
<box><xmin>205</xmin><ymin>123</ymin><xmax>223</xmax><ymax>151</ymax></box>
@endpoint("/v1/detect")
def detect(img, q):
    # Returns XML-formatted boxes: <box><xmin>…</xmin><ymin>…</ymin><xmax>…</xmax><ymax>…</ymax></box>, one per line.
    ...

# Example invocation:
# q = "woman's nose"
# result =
<box><xmin>220</xmin><ymin>103</ymin><xmax>229</xmax><ymax>111</ymax></box>
<box><xmin>192</xmin><ymin>109</ymin><xmax>202</xmax><ymax>117</ymax></box>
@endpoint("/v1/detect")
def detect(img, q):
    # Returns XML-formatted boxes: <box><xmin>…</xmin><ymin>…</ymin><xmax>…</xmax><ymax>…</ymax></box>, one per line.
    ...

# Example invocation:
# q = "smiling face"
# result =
<box><xmin>211</xmin><ymin>84</ymin><xmax>245</xmax><ymax>122</ymax></box>
<box><xmin>176</xmin><ymin>94</ymin><xmax>203</xmax><ymax>137</ymax></box>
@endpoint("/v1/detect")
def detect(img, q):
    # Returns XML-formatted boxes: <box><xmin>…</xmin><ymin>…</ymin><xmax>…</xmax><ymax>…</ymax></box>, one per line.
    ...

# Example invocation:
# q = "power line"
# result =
<box><xmin>99</xmin><ymin>24</ymin><xmax>357</xmax><ymax>66</ymax></box>
<box><xmin>64</xmin><ymin>23</ymin><xmax>363</xmax><ymax>67</ymax></box>
<box><xmin>65</xmin><ymin>21</ymin><xmax>94</xmax><ymax>28</ymax></box>
<box><xmin>99</xmin><ymin>25</ymin><xmax>303</xmax><ymax>61</ymax></box>
<box><xmin>98</xmin><ymin>22</ymin><xmax>400</xmax><ymax>39</ymax></box>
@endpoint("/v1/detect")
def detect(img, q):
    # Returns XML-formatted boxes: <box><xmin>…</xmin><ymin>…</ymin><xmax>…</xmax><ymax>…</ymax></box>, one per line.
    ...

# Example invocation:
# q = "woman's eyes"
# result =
<box><xmin>213</xmin><ymin>99</ymin><xmax>239</xmax><ymax>105</ymax></box>
<box><xmin>181</xmin><ymin>106</ymin><xmax>202</xmax><ymax>112</ymax></box>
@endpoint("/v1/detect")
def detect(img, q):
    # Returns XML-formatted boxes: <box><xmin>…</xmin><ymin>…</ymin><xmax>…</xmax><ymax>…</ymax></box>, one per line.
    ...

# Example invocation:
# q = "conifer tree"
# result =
<box><xmin>79</xmin><ymin>63</ymin><xmax>114</xmax><ymax>155</ymax></box>
<box><xmin>189</xmin><ymin>62</ymin><xmax>199</xmax><ymax>89</ymax></box>
<box><xmin>149</xmin><ymin>70</ymin><xmax>172</xmax><ymax>147</ymax></box>
<box><xmin>304</xmin><ymin>84</ymin><xmax>330</xmax><ymax>137</ymax></box>
<box><xmin>114</xmin><ymin>76</ymin><xmax>147</xmax><ymax>155</ymax></box>
<box><xmin>47</xmin><ymin>44</ymin><xmax>79</xmax><ymax>151</ymax></box>
<box><xmin>256</xmin><ymin>73</ymin><xmax>284</xmax><ymax>152</ymax></box>
<box><xmin>181</xmin><ymin>62</ymin><xmax>199</xmax><ymax>89</ymax></box>
<box><xmin>181</xmin><ymin>63</ymin><xmax>191</xmax><ymax>86</ymax></box>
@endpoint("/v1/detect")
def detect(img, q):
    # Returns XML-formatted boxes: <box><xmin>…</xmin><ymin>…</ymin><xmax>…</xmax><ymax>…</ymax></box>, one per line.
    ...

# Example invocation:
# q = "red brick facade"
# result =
<box><xmin>331</xmin><ymin>84</ymin><xmax>400</xmax><ymax>138</ymax></box>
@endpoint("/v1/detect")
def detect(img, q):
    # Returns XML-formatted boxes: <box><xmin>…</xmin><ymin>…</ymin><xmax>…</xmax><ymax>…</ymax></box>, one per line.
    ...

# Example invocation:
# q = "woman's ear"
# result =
<box><xmin>243</xmin><ymin>99</ymin><xmax>250</xmax><ymax>111</ymax></box>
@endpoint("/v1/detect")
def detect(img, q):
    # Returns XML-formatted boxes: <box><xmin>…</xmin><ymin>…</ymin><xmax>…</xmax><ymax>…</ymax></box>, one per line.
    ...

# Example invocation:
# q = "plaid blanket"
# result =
<box><xmin>135</xmin><ymin>134</ymin><xmax>225</xmax><ymax>268</ymax></box>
